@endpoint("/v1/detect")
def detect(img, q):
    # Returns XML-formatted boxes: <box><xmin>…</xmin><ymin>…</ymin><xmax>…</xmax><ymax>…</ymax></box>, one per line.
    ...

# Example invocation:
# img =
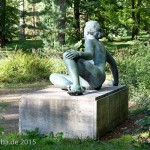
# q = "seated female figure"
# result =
<box><xmin>50</xmin><ymin>20</ymin><xmax>118</xmax><ymax>95</ymax></box>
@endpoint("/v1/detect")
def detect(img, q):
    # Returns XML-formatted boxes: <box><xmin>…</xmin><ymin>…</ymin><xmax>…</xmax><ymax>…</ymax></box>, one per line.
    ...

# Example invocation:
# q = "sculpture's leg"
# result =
<box><xmin>63</xmin><ymin>52</ymin><xmax>84</xmax><ymax>94</ymax></box>
<box><xmin>50</xmin><ymin>73</ymin><xmax>91</xmax><ymax>90</ymax></box>
<box><xmin>50</xmin><ymin>73</ymin><xmax>72</xmax><ymax>90</ymax></box>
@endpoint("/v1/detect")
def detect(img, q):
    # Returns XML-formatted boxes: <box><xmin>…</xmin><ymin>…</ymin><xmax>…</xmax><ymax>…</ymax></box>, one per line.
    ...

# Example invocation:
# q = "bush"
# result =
<box><xmin>115</xmin><ymin>41</ymin><xmax>150</xmax><ymax>109</ymax></box>
<box><xmin>0</xmin><ymin>51</ymin><xmax>66</xmax><ymax>83</ymax></box>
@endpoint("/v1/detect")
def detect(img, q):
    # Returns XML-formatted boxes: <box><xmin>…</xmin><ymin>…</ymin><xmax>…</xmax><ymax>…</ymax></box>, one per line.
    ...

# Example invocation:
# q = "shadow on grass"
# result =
<box><xmin>103</xmin><ymin>33</ymin><xmax>149</xmax><ymax>51</ymax></box>
<box><xmin>103</xmin><ymin>41</ymin><xmax>131</xmax><ymax>51</ymax></box>
<box><xmin>5</xmin><ymin>40</ymin><xmax>43</xmax><ymax>51</ymax></box>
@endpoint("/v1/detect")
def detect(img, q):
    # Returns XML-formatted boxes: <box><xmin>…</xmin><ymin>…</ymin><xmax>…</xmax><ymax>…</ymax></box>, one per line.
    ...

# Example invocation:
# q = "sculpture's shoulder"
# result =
<box><xmin>84</xmin><ymin>39</ymin><xmax>96</xmax><ymax>49</ymax></box>
<box><xmin>85</xmin><ymin>38</ymin><xmax>98</xmax><ymax>46</ymax></box>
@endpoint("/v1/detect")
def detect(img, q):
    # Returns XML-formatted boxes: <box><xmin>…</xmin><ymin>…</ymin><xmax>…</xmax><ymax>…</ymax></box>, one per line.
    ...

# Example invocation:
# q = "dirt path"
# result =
<box><xmin>0</xmin><ymin>86</ymin><xmax>50</xmax><ymax>133</ymax></box>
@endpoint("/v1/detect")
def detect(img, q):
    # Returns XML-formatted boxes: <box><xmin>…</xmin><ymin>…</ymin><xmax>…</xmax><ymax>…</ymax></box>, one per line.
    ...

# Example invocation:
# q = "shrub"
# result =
<box><xmin>0</xmin><ymin>51</ymin><xmax>66</xmax><ymax>83</ymax></box>
<box><xmin>115</xmin><ymin>41</ymin><xmax>150</xmax><ymax>109</ymax></box>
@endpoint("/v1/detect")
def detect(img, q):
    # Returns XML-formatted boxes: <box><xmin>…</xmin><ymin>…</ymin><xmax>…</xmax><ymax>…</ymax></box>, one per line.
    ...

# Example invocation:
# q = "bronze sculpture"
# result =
<box><xmin>50</xmin><ymin>20</ymin><xmax>118</xmax><ymax>95</ymax></box>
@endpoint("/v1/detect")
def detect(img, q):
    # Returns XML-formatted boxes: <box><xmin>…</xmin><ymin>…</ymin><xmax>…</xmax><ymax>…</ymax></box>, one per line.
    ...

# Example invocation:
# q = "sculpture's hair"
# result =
<box><xmin>84</xmin><ymin>20</ymin><xmax>101</xmax><ymax>35</ymax></box>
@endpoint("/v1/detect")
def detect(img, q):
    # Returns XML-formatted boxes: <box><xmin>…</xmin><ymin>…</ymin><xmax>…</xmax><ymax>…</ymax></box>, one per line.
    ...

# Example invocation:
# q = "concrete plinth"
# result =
<box><xmin>19</xmin><ymin>85</ymin><xmax>128</xmax><ymax>139</ymax></box>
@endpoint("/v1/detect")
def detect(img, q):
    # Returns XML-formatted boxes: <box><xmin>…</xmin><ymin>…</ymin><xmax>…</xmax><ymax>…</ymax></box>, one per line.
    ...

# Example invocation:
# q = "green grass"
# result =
<box><xmin>102</xmin><ymin>32</ymin><xmax>149</xmax><ymax>52</ymax></box>
<box><xmin>103</xmin><ymin>41</ymin><xmax>132</xmax><ymax>52</ymax></box>
<box><xmin>3</xmin><ymin>40</ymin><xmax>43</xmax><ymax>52</ymax></box>
<box><xmin>0</xmin><ymin>132</ymin><xmax>147</xmax><ymax>150</ymax></box>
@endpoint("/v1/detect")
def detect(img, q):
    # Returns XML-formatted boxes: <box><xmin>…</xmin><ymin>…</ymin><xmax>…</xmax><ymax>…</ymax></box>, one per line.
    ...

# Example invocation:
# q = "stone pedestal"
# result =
<box><xmin>19</xmin><ymin>85</ymin><xmax>128</xmax><ymax>139</ymax></box>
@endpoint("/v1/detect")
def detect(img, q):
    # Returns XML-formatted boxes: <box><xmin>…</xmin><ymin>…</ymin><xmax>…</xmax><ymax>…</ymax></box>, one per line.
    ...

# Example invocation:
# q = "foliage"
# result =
<box><xmin>24</xmin><ymin>128</ymin><xmax>45</xmax><ymax>140</ymax></box>
<box><xmin>133</xmin><ymin>116</ymin><xmax>150</xmax><ymax>148</ymax></box>
<box><xmin>1</xmin><ymin>0</ymin><xmax>150</xmax><ymax>45</ymax></box>
<box><xmin>0</xmin><ymin>0</ymin><xmax>6</xmax><ymax>47</ymax></box>
<box><xmin>3</xmin><ymin>40</ymin><xmax>43</xmax><ymax>51</ymax></box>
<box><xmin>5</xmin><ymin>0</ymin><xmax>19</xmax><ymax>41</ymax></box>
<box><xmin>115</xmin><ymin>41</ymin><xmax>150</xmax><ymax>110</ymax></box>
<box><xmin>0</xmin><ymin>128</ymin><xmax>146</xmax><ymax>150</ymax></box>
<box><xmin>24</xmin><ymin>0</ymin><xmax>44</xmax><ymax>39</ymax></box>
<box><xmin>136</xmin><ymin>116</ymin><xmax>150</xmax><ymax>132</ymax></box>
<box><xmin>0</xmin><ymin>50</ymin><xmax>66</xmax><ymax>83</ymax></box>
<box><xmin>37</xmin><ymin>0</ymin><xmax>150</xmax><ymax>50</ymax></box>
<box><xmin>87</xmin><ymin>0</ymin><xmax>150</xmax><ymax>40</ymax></box>
<box><xmin>39</xmin><ymin>0</ymin><xmax>67</xmax><ymax>48</ymax></box>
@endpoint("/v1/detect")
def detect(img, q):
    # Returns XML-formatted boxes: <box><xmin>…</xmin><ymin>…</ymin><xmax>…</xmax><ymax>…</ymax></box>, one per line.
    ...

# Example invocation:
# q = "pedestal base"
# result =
<box><xmin>19</xmin><ymin>85</ymin><xmax>128</xmax><ymax>139</ymax></box>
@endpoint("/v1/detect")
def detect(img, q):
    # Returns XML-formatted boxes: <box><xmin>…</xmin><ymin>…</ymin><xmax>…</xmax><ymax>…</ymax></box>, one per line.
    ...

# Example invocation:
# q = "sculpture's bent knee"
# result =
<box><xmin>49</xmin><ymin>73</ymin><xmax>57</xmax><ymax>84</ymax></box>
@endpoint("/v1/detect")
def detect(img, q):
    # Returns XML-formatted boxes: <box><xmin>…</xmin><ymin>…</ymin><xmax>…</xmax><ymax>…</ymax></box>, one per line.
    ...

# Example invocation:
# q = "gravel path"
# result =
<box><xmin>0</xmin><ymin>86</ymin><xmax>50</xmax><ymax>133</ymax></box>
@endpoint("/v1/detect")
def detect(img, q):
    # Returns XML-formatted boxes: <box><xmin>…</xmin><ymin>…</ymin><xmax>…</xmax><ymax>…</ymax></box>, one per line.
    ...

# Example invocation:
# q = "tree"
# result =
<box><xmin>86</xmin><ymin>0</ymin><xmax>123</xmax><ymax>40</ymax></box>
<box><xmin>131</xmin><ymin>0</ymin><xmax>142</xmax><ymax>40</ymax></box>
<box><xmin>0</xmin><ymin>0</ymin><xmax>6</xmax><ymax>47</ymax></box>
<box><xmin>5</xmin><ymin>0</ymin><xmax>19</xmax><ymax>41</ymax></box>
<box><xmin>139</xmin><ymin>0</ymin><xmax>150</xmax><ymax>41</ymax></box>
<box><xmin>74</xmin><ymin>0</ymin><xmax>80</xmax><ymax>41</ymax></box>
<box><xmin>39</xmin><ymin>0</ymin><xmax>150</xmax><ymax>49</ymax></box>
<box><xmin>39</xmin><ymin>0</ymin><xmax>67</xmax><ymax>48</ymax></box>
<box><xmin>20</xmin><ymin>0</ymin><xmax>25</xmax><ymax>40</ymax></box>
<box><xmin>56</xmin><ymin>0</ymin><xmax>66</xmax><ymax>45</ymax></box>
<box><xmin>25</xmin><ymin>0</ymin><xmax>43</xmax><ymax>39</ymax></box>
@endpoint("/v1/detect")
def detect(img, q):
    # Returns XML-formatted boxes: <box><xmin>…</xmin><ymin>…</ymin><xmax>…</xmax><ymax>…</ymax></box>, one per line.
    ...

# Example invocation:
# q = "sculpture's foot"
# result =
<box><xmin>67</xmin><ymin>85</ymin><xmax>85</xmax><ymax>96</ymax></box>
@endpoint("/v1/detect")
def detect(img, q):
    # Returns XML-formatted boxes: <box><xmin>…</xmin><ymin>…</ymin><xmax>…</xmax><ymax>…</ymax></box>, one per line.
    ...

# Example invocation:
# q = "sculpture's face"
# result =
<box><xmin>84</xmin><ymin>21</ymin><xmax>102</xmax><ymax>40</ymax></box>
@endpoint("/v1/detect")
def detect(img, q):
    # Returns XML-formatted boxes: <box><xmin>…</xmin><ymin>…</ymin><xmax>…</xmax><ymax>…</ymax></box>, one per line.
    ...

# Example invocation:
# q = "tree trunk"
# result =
<box><xmin>131</xmin><ymin>0</ymin><xmax>142</xmax><ymax>40</ymax></box>
<box><xmin>20</xmin><ymin>0</ymin><xmax>25</xmax><ymax>41</ymax></box>
<box><xmin>0</xmin><ymin>0</ymin><xmax>6</xmax><ymax>48</ymax></box>
<box><xmin>58</xmin><ymin>0</ymin><xmax>66</xmax><ymax>45</ymax></box>
<box><xmin>131</xmin><ymin>0</ymin><xmax>136</xmax><ymax>40</ymax></box>
<box><xmin>32</xmin><ymin>3</ymin><xmax>36</xmax><ymax>39</ymax></box>
<box><xmin>74</xmin><ymin>0</ymin><xmax>80</xmax><ymax>41</ymax></box>
<box><xmin>137</xmin><ymin>0</ymin><xmax>141</xmax><ymax>25</ymax></box>
<box><xmin>149</xmin><ymin>29</ymin><xmax>150</xmax><ymax>43</ymax></box>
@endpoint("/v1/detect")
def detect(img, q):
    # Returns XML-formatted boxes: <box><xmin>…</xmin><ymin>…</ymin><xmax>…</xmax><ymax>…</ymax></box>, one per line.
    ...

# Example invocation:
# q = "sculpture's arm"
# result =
<box><xmin>106</xmin><ymin>50</ymin><xmax>119</xmax><ymax>86</ymax></box>
<box><xmin>78</xmin><ymin>39</ymin><xmax>94</xmax><ymax>60</ymax></box>
<box><xmin>65</xmin><ymin>39</ymin><xmax>94</xmax><ymax>60</ymax></box>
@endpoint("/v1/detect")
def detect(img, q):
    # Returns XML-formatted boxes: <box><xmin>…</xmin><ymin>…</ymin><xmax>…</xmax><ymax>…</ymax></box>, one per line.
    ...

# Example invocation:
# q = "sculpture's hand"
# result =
<box><xmin>65</xmin><ymin>49</ymin><xmax>79</xmax><ymax>59</ymax></box>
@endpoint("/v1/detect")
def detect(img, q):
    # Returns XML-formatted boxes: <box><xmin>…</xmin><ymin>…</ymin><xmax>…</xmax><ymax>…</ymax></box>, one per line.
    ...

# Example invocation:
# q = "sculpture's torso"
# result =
<box><xmin>85</xmin><ymin>39</ymin><xmax>106</xmax><ymax>74</ymax></box>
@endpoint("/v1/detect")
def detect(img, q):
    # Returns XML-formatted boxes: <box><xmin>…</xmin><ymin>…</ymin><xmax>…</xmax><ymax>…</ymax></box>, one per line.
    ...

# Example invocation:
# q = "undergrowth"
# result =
<box><xmin>0</xmin><ymin>128</ymin><xmax>148</xmax><ymax>150</ymax></box>
<box><xmin>115</xmin><ymin>41</ymin><xmax>150</xmax><ymax>109</ymax></box>
<box><xmin>0</xmin><ymin>51</ymin><xmax>66</xmax><ymax>83</ymax></box>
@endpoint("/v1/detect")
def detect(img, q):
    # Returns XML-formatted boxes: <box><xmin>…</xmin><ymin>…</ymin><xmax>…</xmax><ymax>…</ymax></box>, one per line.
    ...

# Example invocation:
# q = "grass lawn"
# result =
<box><xmin>0</xmin><ymin>113</ymin><xmax>149</xmax><ymax>150</ymax></box>
<box><xmin>102</xmin><ymin>32</ymin><xmax>149</xmax><ymax>52</ymax></box>
<box><xmin>0</xmin><ymin>129</ymin><xmax>148</xmax><ymax>150</ymax></box>
<box><xmin>2</xmin><ymin>40</ymin><xmax>43</xmax><ymax>51</ymax></box>
<box><xmin>0</xmin><ymin>137</ymin><xmax>143</xmax><ymax>150</ymax></box>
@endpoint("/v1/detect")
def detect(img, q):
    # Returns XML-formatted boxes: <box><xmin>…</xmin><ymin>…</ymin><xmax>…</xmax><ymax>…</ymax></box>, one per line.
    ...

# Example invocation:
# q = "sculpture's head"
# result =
<box><xmin>84</xmin><ymin>20</ymin><xmax>102</xmax><ymax>40</ymax></box>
